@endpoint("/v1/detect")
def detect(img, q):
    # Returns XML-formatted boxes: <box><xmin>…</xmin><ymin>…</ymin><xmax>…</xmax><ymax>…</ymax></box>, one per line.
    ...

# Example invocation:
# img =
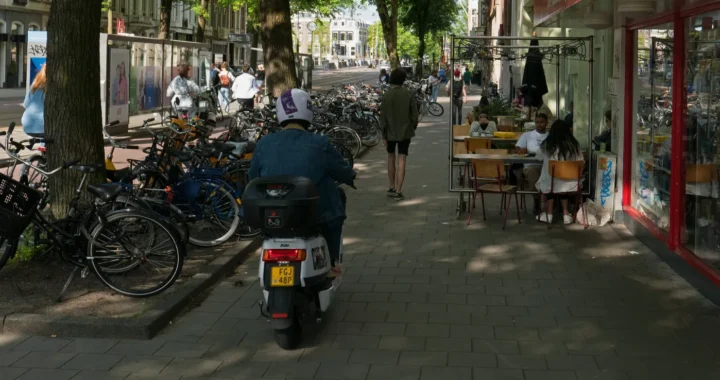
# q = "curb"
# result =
<box><xmin>0</xmin><ymin>238</ymin><xmax>262</xmax><ymax>339</ymax></box>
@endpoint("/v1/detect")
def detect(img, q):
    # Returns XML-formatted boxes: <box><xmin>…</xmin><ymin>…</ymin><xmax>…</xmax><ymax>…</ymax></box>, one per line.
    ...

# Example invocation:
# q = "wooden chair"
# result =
<box><xmin>468</xmin><ymin>159</ymin><xmax>521</xmax><ymax>229</ymax></box>
<box><xmin>452</xmin><ymin>124</ymin><xmax>471</xmax><ymax>186</ymax></box>
<box><xmin>540</xmin><ymin>160</ymin><xmax>586</xmax><ymax>229</ymax></box>
<box><xmin>465</xmin><ymin>138</ymin><xmax>492</xmax><ymax>154</ymax></box>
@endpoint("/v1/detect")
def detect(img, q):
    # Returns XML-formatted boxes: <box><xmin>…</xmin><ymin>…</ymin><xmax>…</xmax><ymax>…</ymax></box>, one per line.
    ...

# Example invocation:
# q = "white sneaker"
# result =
<box><xmin>537</xmin><ymin>212</ymin><xmax>553</xmax><ymax>223</ymax></box>
<box><xmin>563</xmin><ymin>214</ymin><xmax>574</xmax><ymax>225</ymax></box>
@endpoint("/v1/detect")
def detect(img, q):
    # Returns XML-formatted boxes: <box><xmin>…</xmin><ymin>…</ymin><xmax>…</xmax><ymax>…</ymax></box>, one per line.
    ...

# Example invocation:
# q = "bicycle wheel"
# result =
<box><xmin>113</xmin><ymin>194</ymin><xmax>190</xmax><ymax>246</ymax></box>
<box><xmin>326</xmin><ymin>126</ymin><xmax>362</xmax><ymax>158</ymax></box>
<box><xmin>428</xmin><ymin>102</ymin><xmax>444</xmax><ymax>116</ymax></box>
<box><xmin>361</xmin><ymin>115</ymin><xmax>382</xmax><ymax>147</ymax></box>
<box><xmin>331</xmin><ymin>141</ymin><xmax>354</xmax><ymax>168</ymax></box>
<box><xmin>186</xmin><ymin>182</ymin><xmax>240</xmax><ymax>247</ymax></box>
<box><xmin>88</xmin><ymin>210</ymin><xmax>184</xmax><ymax>297</ymax></box>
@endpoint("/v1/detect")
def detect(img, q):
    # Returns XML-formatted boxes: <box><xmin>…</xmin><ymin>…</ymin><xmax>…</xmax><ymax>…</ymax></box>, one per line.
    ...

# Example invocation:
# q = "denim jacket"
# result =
<box><xmin>248</xmin><ymin>125</ymin><xmax>355</xmax><ymax>226</ymax></box>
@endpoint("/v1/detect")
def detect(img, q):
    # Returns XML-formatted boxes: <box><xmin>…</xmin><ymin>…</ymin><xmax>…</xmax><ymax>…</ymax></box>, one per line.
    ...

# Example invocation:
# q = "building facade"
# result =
<box><xmin>293</xmin><ymin>13</ymin><xmax>369</xmax><ymax>62</ymax></box>
<box><xmin>103</xmin><ymin>1</ymin><xmax>248</xmax><ymax>66</ymax></box>
<box><xmin>0</xmin><ymin>0</ymin><xmax>49</xmax><ymax>88</ymax></box>
<box><xmin>474</xmin><ymin>0</ymin><xmax>720</xmax><ymax>290</ymax></box>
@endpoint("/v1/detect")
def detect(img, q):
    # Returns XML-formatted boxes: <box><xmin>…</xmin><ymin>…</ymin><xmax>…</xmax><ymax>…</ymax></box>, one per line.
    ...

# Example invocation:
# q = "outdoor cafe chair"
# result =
<box><xmin>540</xmin><ymin>160</ymin><xmax>587</xmax><ymax>229</ymax></box>
<box><xmin>469</xmin><ymin>159</ymin><xmax>521</xmax><ymax>229</ymax></box>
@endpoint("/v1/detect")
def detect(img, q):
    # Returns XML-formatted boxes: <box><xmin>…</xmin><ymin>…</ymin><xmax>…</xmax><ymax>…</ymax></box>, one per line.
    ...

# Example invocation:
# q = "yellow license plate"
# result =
<box><xmin>271</xmin><ymin>266</ymin><xmax>294</xmax><ymax>287</ymax></box>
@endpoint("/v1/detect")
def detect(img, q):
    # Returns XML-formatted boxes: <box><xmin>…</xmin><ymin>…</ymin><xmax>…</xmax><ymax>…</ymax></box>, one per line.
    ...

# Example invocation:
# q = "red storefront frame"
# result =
<box><xmin>623</xmin><ymin>0</ymin><xmax>720</xmax><ymax>286</ymax></box>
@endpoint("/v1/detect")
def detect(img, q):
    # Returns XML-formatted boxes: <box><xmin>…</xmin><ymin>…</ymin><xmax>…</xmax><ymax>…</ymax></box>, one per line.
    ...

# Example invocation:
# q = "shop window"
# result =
<box><xmin>632</xmin><ymin>24</ymin><xmax>674</xmax><ymax>231</ymax></box>
<box><xmin>684</xmin><ymin>11</ymin><xmax>720</xmax><ymax>270</ymax></box>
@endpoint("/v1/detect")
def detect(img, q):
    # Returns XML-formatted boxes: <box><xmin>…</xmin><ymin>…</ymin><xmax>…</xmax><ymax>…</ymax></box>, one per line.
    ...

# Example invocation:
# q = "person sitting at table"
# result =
<box><xmin>535</xmin><ymin>120</ymin><xmax>584</xmax><ymax>225</ymax></box>
<box><xmin>513</xmin><ymin>113</ymin><xmax>549</xmax><ymax>213</ymax></box>
<box><xmin>470</xmin><ymin>112</ymin><xmax>497</xmax><ymax>137</ymax></box>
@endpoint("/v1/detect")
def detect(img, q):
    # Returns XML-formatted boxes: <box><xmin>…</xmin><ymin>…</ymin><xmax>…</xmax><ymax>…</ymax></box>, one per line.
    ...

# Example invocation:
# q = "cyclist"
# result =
<box><xmin>248</xmin><ymin>89</ymin><xmax>355</xmax><ymax>276</ymax></box>
<box><xmin>166</xmin><ymin>62</ymin><xmax>201</xmax><ymax>118</ymax></box>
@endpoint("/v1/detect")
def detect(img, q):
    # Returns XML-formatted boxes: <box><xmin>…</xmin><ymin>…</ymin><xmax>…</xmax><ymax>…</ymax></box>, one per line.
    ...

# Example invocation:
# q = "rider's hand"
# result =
<box><xmin>383</xmin><ymin>140</ymin><xmax>387</xmax><ymax>147</ymax></box>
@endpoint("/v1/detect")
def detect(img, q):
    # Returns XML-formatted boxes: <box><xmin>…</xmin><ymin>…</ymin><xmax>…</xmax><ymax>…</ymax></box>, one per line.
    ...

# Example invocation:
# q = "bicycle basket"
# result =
<box><xmin>0</xmin><ymin>173</ymin><xmax>42</xmax><ymax>239</ymax></box>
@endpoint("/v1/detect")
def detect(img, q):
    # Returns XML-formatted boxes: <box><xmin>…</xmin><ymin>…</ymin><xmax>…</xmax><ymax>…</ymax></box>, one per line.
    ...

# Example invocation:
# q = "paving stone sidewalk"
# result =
<box><xmin>2</xmin><ymin>94</ymin><xmax>720</xmax><ymax>380</ymax></box>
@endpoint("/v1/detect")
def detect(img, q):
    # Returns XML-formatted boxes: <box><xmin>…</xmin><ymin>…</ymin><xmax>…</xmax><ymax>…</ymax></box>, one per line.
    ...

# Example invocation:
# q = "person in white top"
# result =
<box><xmin>535</xmin><ymin>120</ymin><xmax>584</xmax><ymax>224</ymax></box>
<box><xmin>166</xmin><ymin>63</ymin><xmax>201</xmax><ymax>118</ymax></box>
<box><xmin>232</xmin><ymin>63</ymin><xmax>259</xmax><ymax>110</ymax></box>
<box><xmin>427</xmin><ymin>70</ymin><xmax>441</xmax><ymax>103</ymax></box>
<box><xmin>513</xmin><ymin>113</ymin><xmax>549</xmax><ymax>215</ymax></box>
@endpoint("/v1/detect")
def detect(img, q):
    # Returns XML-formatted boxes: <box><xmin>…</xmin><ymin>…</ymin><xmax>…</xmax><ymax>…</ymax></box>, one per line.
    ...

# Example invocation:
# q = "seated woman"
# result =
<box><xmin>470</xmin><ymin>112</ymin><xmax>498</xmax><ymax>137</ymax></box>
<box><xmin>535</xmin><ymin>120</ymin><xmax>584</xmax><ymax>225</ymax></box>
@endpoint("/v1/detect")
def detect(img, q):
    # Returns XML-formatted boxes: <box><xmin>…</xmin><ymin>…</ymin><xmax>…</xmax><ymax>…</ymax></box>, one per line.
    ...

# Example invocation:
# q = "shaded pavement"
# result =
<box><xmin>1</xmin><ymin>91</ymin><xmax>720</xmax><ymax>380</ymax></box>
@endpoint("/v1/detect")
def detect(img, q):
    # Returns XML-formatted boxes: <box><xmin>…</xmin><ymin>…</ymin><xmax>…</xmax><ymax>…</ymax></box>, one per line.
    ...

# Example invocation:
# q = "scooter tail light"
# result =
<box><xmin>271</xmin><ymin>313</ymin><xmax>288</xmax><ymax>319</ymax></box>
<box><xmin>262</xmin><ymin>249</ymin><xmax>306</xmax><ymax>262</ymax></box>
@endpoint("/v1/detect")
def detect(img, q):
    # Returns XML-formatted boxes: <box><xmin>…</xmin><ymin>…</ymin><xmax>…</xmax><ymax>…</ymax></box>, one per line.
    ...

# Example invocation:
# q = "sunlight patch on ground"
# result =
<box><xmin>395</xmin><ymin>197</ymin><xmax>428</xmax><ymax>207</ymax></box>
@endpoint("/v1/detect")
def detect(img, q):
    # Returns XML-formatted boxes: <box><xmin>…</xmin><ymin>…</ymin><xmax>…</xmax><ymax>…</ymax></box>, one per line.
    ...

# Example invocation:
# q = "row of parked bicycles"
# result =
<box><xmin>0</xmin><ymin>77</ymin><xmax>442</xmax><ymax>300</ymax></box>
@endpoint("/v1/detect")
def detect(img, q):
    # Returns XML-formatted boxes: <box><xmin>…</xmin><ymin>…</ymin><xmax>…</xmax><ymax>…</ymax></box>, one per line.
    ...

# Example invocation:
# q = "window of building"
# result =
<box><xmin>332</xmin><ymin>32</ymin><xmax>338</xmax><ymax>41</ymax></box>
<box><xmin>348</xmin><ymin>32</ymin><xmax>353</xmax><ymax>40</ymax></box>
<box><xmin>632</xmin><ymin>24</ymin><xmax>673</xmax><ymax>232</ymax></box>
<box><xmin>339</xmin><ymin>45</ymin><xmax>346</xmax><ymax>55</ymax></box>
<box><xmin>351</xmin><ymin>47</ymin><xmax>355</xmax><ymax>56</ymax></box>
<box><xmin>340</xmin><ymin>32</ymin><xmax>345</xmax><ymax>41</ymax></box>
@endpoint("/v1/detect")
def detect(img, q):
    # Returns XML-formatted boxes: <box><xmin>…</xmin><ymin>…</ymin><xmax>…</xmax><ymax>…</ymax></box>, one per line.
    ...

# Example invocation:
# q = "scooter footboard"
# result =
<box><xmin>267</xmin><ymin>287</ymin><xmax>298</xmax><ymax>330</ymax></box>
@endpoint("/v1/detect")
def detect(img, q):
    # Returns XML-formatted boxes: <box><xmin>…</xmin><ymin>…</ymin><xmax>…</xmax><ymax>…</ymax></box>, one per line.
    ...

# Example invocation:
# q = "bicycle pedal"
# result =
<box><xmin>81</xmin><ymin>267</ymin><xmax>90</xmax><ymax>279</ymax></box>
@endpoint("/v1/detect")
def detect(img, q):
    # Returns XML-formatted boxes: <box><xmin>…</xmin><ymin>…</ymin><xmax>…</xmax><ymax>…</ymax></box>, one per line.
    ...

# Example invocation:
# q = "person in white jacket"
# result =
<box><xmin>232</xmin><ymin>63</ymin><xmax>259</xmax><ymax>110</ymax></box>
<box><xmin>166</xmin><ymin>63</ymin><xmax>201</xmax><ymax>118</ymax></box>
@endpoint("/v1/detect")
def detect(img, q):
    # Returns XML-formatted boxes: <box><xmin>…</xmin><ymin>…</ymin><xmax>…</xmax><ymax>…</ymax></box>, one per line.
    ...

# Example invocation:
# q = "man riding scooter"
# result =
<box><xmin>248</xmin><ymin>88</ymin><xmax>355</xmax><ymax>276</ymax></box>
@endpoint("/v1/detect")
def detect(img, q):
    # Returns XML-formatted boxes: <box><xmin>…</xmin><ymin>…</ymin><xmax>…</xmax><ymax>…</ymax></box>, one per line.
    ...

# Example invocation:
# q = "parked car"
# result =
<box><xmin>378</xmin><ymin>60</ymin><xmax>390</xmax><ymax>71</ymax></box>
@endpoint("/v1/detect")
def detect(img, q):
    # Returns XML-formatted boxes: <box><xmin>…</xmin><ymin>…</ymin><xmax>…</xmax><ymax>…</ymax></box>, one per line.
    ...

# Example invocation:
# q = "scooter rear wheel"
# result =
<box><xmin>273</xmin><ymin>317</ymin><xmax>302</xmax><ymax>350</ymax></box>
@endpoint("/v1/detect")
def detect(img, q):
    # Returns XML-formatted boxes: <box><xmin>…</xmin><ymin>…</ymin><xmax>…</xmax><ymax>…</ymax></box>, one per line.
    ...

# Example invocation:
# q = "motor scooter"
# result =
<box><xmin>242</xmin><ymin>175</ymin><xmax>350</xmax><ymax>349</ymax></box>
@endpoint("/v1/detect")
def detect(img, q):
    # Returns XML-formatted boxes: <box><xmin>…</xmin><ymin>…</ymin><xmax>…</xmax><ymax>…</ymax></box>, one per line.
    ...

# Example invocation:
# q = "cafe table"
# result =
<box><xmin>453</xmin><ymin>135</ymin><xmax>520</xmax><ymax>143</ymax></box>
<box><xmin>453</xmin><ymin>153</ymin><xmax>541</xmax><ymax>165</ymax></box>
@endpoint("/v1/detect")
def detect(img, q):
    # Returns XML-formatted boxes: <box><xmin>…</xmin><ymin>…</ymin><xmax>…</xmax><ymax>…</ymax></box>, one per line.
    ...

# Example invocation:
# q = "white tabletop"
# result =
<box><xmin>453</xmin><ymin>153</ymin><xmax>542</xmax><ymax>164</ymax></box>
<box><xmin>453</xmin><ymin>135</ymin><xmax>520</xmax><ymax>142</ymax></box>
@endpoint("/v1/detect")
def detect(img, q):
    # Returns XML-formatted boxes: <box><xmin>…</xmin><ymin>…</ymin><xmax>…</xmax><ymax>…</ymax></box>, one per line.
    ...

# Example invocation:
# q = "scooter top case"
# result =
<box><xmin>242</xmin><ymin>175</ymin><xmax>319</xmax><ymax>238</ymax></box>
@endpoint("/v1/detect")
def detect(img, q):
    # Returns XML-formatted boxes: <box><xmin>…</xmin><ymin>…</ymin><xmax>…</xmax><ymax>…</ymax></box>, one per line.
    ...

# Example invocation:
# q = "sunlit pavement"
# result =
<box><xmin>2</xmin><ymin>90</ymin><xmax>720</xmax><ymax>380</ymax></box>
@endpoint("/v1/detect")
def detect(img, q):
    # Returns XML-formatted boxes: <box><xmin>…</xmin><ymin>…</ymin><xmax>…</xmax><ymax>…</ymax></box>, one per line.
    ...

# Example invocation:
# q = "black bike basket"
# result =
<box><xmin>0</xmin><ymin>173</ymin><xmax>42</xmax><ymax>239</ymax></box>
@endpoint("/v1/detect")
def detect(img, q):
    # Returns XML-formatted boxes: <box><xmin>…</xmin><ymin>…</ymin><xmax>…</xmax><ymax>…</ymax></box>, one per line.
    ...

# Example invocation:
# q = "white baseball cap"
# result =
<box><xmin>276</xmin><ymin>89</ymin><xmax>313</xmax><ymax>124</ymax></box>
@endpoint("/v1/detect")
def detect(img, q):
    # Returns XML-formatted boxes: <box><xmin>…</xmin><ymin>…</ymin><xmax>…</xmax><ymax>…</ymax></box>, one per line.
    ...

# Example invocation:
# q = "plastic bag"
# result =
<box><xmin>576</xmin><ymin>199</ymin><xmax>612</xmax><ymax>227</ymax></box>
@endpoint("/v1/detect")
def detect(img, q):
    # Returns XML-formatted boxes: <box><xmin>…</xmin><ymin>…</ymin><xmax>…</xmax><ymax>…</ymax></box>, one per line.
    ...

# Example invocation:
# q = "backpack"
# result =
<box><xmin>219</xmin><ymin>73</ymin><xmax>231</xmax><ymax>87</ymax></box>
<box><xmin>452</xmin><ymin>80</ymin><xmax>463</xmax><ymax>99</ymax></box>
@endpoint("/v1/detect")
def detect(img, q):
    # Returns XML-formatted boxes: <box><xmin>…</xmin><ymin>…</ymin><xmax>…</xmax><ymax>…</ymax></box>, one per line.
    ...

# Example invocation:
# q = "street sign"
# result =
<box><xmin>228</xmin><ymin>33</ymin><xmax>252</xmax><ymax>46</ymax></box>
<box><xmin>307</xmin><ymin>22</ymin><xmax>317</xmax><ymax>32</ymax></box>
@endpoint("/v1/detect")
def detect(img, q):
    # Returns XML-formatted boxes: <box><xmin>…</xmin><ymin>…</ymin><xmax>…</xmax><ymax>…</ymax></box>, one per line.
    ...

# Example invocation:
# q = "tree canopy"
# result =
<box><xmin>399</xmin><ymin>0</ymin><xmax>458</xmax><ymax>76</ymax></box>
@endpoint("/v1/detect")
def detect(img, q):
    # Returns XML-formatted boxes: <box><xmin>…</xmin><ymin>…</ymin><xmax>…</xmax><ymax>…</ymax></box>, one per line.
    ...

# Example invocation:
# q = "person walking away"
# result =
<box><xmin>166</xmin><ymin>62</ymin><xmax>201</xmax><ymax>118</ymax></box>
<box><xmin>446</xmin><ymin>70</ymin><xmax>467</xmax><ymax>126</ymax></box>
<box><xmin>232</xmin><ymin>63</ymin><xmax>259</xmax><ymax>110</ymax></box>
<box><xmin>470</xmin><ymin>112</ymin><xmax>498</xmax><ymax>137</ymax></box>
<box><xmin>209</xmin><ymin>63</ymin><xmax>220</xmax><ymax>87</ymax></box>
<box><xmin>463</xmin><ymin>67</ymin><xmax>472</xmax><ymax>88</ymax></box>
<box><xmin>513</xmin><ymin>113</ymin><xmax>550</xmax><ymax>213</ymax></box>
<box><xmin>427</xmin><ymin>70</ymin><xmax>441</xmax><ymax>103</ymax></box>
<box><xmin>438</xmin><ymin>66</ymin><xmax>446</xmax><ymax>84</ymax></box>
<box><xmin>249</xmin><ymin>89</ymin><xmax>355</xmax><ymax>276</ymax></box>
<box><xmin>380</xmin><ymin>69</ymin><xmax>418</xmax><ymax>201</ymax></box>
<box><xmin>22</xmin><ymin>64</ymin><xmax>46</xmax><ymax>138</ymax></box>
<box><xmin>535</xmin><ymin>120</ymin><xmax>584</xmax><ymax>224</ymax></box>
<box><xmin>254</xmin><ymin>64</ymin><xmax>266</xmax><ymax>105</ymax></box>
<box><xmin>217</xmin><ymin>62</ymin><xmax>235</xmax><ymax>113</ymax></box>
<box><xmin>379</xmin><ymin>69</ymin><xmax>390</xmax><ymax>85</ymax></box>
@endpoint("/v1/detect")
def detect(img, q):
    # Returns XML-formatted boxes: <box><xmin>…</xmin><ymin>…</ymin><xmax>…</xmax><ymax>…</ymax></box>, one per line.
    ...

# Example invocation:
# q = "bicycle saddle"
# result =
<box><xmin>70</xmin><ymin>163</ymin><xmax>104</xmax><ymax>173</ymax></box>
<box><xmin>87</xmin><ymin>183</ymin><xmax>123</xmax><ymax>203</ymax></box>
<box><xmin>210</xmin><ymin>141</ymin><xmax>237</xmax><ymax>154</ymax></box>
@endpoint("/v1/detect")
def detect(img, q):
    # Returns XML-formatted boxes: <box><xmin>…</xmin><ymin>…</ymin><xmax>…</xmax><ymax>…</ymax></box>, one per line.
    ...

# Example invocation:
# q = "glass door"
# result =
<box><xmin>633</xmin><ymin>30</ymin><xmax>674</xmax><ymax>230</ymax></box>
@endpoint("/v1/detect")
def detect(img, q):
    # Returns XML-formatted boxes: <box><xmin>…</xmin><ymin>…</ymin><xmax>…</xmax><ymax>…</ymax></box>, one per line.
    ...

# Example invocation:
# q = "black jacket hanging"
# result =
<box><xmin>521</xmin><ymin>39</ymin><xmax>548</xmax><ymax>108</ymax></box>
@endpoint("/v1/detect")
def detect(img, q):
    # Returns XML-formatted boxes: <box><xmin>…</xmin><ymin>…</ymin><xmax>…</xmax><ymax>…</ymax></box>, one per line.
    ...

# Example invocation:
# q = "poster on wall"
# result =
<box><xmin>26</xmin><ymin>31</ymin><xmax>47</xmax><ymax>92</ymax></box>
<box><xmin>199</xmin><ymin>51</ymin><xmax>212</xmax><ymax>89</ymax></box>
<box><xmin>141</xmin><ymin>66</ymin><xmax>161</xmax><ymax>110</ymax></box>
<box><xmin>108</xmin><ymin>48</ymin><xmax>130</xmax><ymax>124</ymax></box>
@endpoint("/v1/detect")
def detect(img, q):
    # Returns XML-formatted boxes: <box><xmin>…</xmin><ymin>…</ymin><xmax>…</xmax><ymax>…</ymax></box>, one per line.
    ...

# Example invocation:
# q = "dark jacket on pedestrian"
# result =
<box><xmin>379</xmin><ymin>86</ymin><xmax>418</xmax><ymax>141</ymax></box>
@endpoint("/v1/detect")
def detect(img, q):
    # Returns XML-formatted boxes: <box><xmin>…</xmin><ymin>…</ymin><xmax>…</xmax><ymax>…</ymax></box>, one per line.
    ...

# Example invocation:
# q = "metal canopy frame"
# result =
<box><xmin>448</xmin><ymin>34</ymin><xmax>595</xmax><ymax>215</ymax></box>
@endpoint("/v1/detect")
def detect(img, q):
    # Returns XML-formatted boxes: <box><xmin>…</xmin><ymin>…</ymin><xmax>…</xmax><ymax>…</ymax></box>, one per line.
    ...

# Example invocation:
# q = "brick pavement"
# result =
<box><xmin>2</xmin><ymin>94</ymin><xmax>720</xmax><ymax>380</ymax></box>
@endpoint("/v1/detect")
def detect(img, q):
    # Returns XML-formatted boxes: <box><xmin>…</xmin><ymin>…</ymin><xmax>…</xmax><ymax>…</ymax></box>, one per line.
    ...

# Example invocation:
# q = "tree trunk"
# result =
<box><xmin>249</xmin><ymin>24</ymin><xmax>259</xmax><ymax>69</ymax></box>
<box><xmin>416</xmin><ymin>29</ymin><xmax>426</xmax><ymax>78</ymax></box>
<box><xmin>196</xmin><ymin>0</ymin><xmax>209</xmax><ymax>42</ymax></box>
<box><xmin>259</xmin><ymin>0</ymin><xmax>297</xmax><ymax>97</ymax></box>
<box><xmin>159</xmin><ymin>0</ymin><xmax>172</xmax><ymax>39</ymax></box>
<box><xmin>376</xmin><ymin>0</ymin><xmax>400</xmax><ymax>69</ymax></box>
<box><xmin>46</xmin><ymin>0</ymin><xmax>105</xmax><ymax>217</ymax></box>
